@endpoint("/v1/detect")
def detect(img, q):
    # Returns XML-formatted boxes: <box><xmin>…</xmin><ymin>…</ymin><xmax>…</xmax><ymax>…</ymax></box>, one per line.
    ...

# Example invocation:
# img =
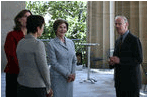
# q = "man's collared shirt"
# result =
<box><xmin>121</xmin><ymin>30</ymin><xmax>129</xmax><ymax>43</ymax></box>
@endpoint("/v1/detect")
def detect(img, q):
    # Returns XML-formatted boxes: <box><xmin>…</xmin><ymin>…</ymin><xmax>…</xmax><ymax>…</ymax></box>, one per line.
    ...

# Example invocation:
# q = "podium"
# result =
<box><xmin>80</xmin><ymin>43</ymin><xmax>100</xmax><ymax>84</ymax></box>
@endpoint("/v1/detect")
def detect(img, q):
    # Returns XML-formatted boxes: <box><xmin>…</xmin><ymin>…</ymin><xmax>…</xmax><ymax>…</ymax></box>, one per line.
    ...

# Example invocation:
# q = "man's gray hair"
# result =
<box><xmin>115</xmin><ymin>16</ymin><xmax>128</xmax><ymax>23</ymax></box>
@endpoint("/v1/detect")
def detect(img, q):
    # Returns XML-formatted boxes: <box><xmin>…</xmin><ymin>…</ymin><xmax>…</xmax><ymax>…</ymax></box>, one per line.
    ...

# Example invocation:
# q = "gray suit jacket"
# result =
<box><xmin>49</xmin><ymin>37</ymin><xmax>77</xmax><ymax>78</ymax></box>
<box><xmin>16</xmin><ymin>34</ymin><xmax>51</xmax><ymax>92</ymax></box>
<box><xmin>48</xmin><ymin>36</ymin><xmax>77</xmax><ymax>97</ymax></box>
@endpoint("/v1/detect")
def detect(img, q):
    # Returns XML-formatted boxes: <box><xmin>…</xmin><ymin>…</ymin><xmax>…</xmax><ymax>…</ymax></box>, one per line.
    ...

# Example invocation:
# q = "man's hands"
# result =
<box><xmin>67</xmin><ymin>74</ymin><xmax>75</xmax><ymax>83</ymax></box>
<box><xmin>108</xmin><ymin>56</ymin><xmax>120</xmax><ymax>65</ymax></box>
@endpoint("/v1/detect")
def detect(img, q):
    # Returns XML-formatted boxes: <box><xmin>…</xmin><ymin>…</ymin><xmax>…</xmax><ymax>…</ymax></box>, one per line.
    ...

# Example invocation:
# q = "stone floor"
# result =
<box><xmin>1</xmin><ymin>66</ymin><xmax>147</xmax><ymax>97</ymax></box>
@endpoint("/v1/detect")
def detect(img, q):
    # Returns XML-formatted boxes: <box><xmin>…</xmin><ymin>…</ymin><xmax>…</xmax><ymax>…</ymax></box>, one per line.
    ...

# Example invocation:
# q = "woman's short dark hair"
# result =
<box><xmin>53</xmin><ymin>19</ymin><xmax>68</xmax><ymax>35</ymax></box>
<box><xmin>13</xmin><ymin>9</ymin><xmax>32</xmax><ymax>30</ymax></box>
<box><xmin>26</xmin><ymin>15</ymin><xmax>45</xmax><ymax>34</ymax></box>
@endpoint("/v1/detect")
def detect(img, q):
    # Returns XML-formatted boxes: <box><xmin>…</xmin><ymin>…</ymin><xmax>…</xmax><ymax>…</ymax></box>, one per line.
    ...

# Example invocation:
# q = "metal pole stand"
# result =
<box><xmin>80</xmin><ymin>43</ymin><xmax>99</xmax><ymax>84</ymax></box>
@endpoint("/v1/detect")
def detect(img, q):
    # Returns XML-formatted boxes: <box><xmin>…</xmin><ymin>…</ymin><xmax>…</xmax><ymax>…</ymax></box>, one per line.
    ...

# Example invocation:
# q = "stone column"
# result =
<box><xmin>130</xmin><ymin>1</ymin><xmax>139</xmax><ymax>36</ymax></box>
<box><xmin>1</xmin><ymin>1</ymin><xmax>25</xmax><ymax>72</ymax></box>
<box><xmin>87</xmin><ymin>1</ymin><xmax>115</xmax><ymax>68</ymax></box>
<box><xmin>87</xmin><ymin>1</ymin><xmax>103</xmax><ymax>68</ymax></box>
<box><xmin>139</xmin><ymin>1</ymin><xmax>147</xmax><ymax>84</ymax></box>
<box><xmin>94</xmin><ymin>1</ymin><xmax>104</xmax><ymax>68</ymax></box>
<box><xmin>139</xmin><ymin>1</ymin><xmax>147</xmax><ymax>66</ymax></box>
<box><xmin>102</xmin><ymin>1</ymin><xmax>110</xmax><ymax>68</ymax></box>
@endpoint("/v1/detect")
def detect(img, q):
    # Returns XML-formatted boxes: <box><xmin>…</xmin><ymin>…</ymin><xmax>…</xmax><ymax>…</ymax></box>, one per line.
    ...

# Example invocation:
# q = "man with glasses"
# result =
<box><xmin>108</xmin><ymin>16</ymin><xmax>143</xmax><ymax>97</ymax></box>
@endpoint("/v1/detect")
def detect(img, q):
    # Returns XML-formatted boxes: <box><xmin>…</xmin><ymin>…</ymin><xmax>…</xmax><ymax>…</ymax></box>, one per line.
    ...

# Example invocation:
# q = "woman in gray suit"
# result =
<box><xmin>16</xmin><ymin>15</ymin><xmax>52</xmax><ymax>97</ymax></box>
<box><xmin>48</xmin><ymin>19</ymin><xmax>77</xmax><ymax>97</ymax></box>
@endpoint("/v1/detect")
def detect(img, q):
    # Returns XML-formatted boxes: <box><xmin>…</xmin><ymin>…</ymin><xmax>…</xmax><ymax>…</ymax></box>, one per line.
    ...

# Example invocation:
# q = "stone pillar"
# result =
<box><xmin>94</xmin><ymin>1</ymin><xmax>104</xmax><ymax>68</ymax></box>
<box><xmin>130</xmin><ymin>1</ymin><xmax>139</xmax><ymax>36</ymax></box>
<box><xmin>115</xmin><ymin>1</ymin><xmax>130</xmax><ymax>18</ymax></box>
<box><xmin>102</xmin><ymin>1</ymin><xmax>110</xmax><ymax>68</ymax></box>
<box><xmin>139</xmin><ymin>1</ymin><xmax>147</xmax><ymax>84</ymax></box>
<box><xmin>139</xmin><ymin>1</ymin><xmax>147</xmax><ymax>67</ymax></box>
<box><xmin>87</xmin><ymin>1</ymin><xmax>115</xmax><ymax>68</ymax></box>
<box><xmin>1</xmin><ymin>1</ymin><xmax>25</xmax><ymax>72</ymax></box>
<box><xmin>87</xmin><ymin>1</ymin><xmax>103</xmax><ymax>68</ymax></box>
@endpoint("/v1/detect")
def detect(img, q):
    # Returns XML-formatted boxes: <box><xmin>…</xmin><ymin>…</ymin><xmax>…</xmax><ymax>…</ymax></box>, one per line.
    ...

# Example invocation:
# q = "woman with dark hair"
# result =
<box><xmin>48</xmin><ymin>19</ymin><xmax>77</xmax><ymax>97</ymax></box>
<box><xmin>4</xmin><ymin>9</ymin><xmax>32</xmax><ymax>97</ymax></box>
<box><xmin>16</xmin><ymin>15</ymin><xmax>53</xmax><ymax>97</ymax></box>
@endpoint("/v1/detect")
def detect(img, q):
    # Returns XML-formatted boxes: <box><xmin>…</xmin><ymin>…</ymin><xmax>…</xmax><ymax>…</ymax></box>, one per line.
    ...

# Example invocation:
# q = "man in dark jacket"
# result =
<box><xmin>109</xmin><ymin>16</ymin><xmax>143</xmax><ymax>97</ymax></box>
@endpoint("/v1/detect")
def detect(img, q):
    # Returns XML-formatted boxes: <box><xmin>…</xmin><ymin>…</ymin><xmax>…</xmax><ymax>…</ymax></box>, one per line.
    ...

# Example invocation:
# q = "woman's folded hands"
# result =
<box><xmin>67</xmin><ymin>74</ymin><xmax>75</xmax><ymax>82</ymax></box>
